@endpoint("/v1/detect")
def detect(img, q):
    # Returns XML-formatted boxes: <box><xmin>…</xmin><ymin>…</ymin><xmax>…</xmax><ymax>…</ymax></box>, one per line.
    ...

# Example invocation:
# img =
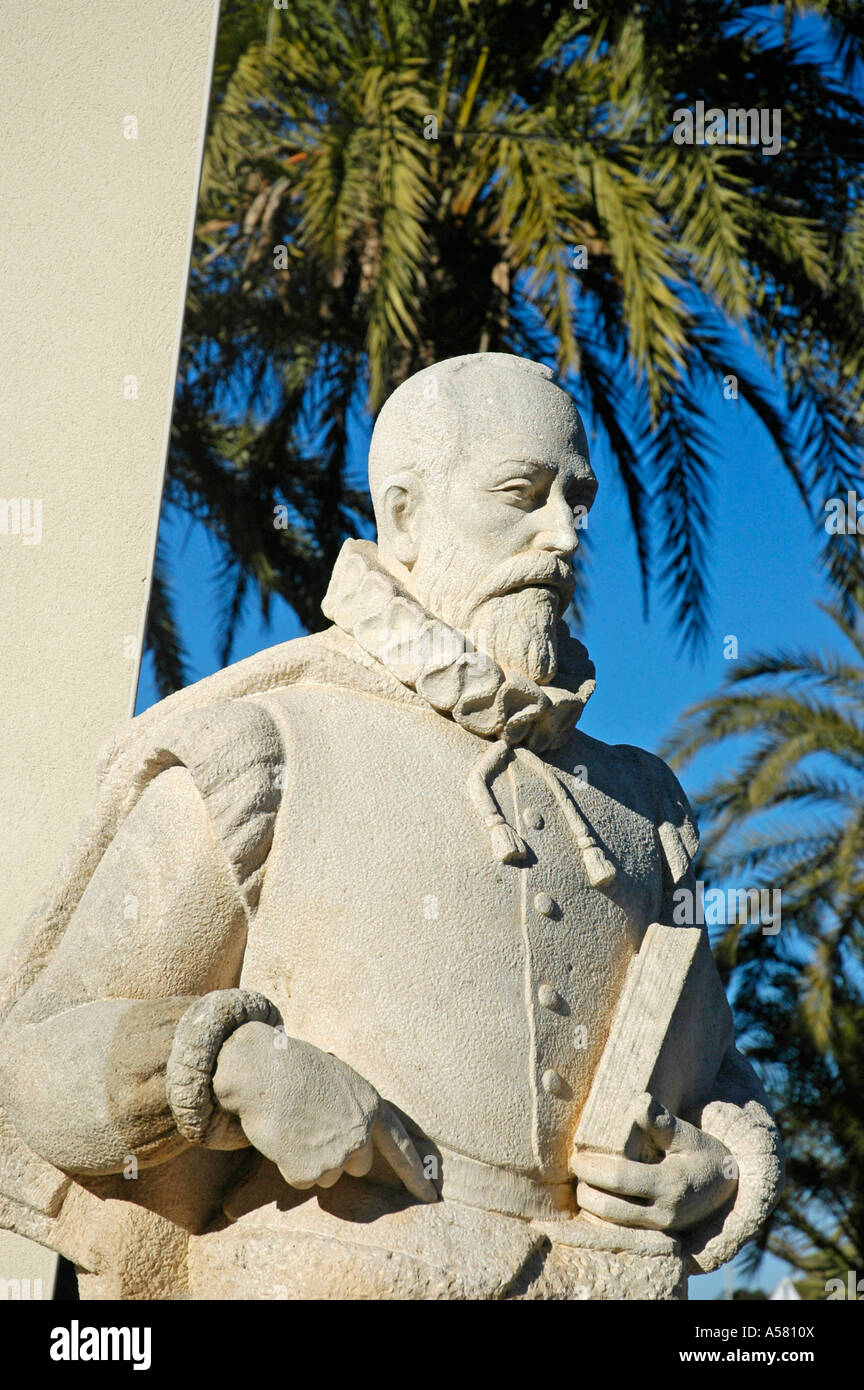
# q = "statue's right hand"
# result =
<box><xmin>212</xmin><ymin>1021</ymin><xmax>437</xmax><ymax>1203</ymax></box>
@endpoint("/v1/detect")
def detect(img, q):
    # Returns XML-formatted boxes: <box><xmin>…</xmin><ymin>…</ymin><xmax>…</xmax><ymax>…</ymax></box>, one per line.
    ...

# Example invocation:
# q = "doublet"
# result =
<box><xmin>242</xmin><ymin>681</ymin><xmax>692</xmax><ymax>1185</ymax></box>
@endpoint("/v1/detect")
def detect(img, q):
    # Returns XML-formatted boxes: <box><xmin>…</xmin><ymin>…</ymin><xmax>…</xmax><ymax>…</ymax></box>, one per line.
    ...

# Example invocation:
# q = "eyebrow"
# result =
<box><xmin>490</xmin><ymin>459</ymin><xmax>594</xmax><ymax>492</ymax></box>
<box><xmin>492</xmin><ymin>459</ymin><xmax>556</xmax><ymax>477</ymax></box>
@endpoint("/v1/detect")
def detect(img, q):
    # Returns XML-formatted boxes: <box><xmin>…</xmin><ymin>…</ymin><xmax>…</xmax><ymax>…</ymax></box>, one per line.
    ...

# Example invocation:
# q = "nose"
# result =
<box><xmin>531</xmin><ymin>488</ymin><xmax>579</xmax><ymax>557</ymax></box>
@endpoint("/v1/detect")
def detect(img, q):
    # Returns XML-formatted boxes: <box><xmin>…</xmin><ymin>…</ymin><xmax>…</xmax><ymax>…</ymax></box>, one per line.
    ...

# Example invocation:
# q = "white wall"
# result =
<box><xmin>0</xmin><ymin>0</ymin><xmax>220</xmax><ymax>1296</ymax></box>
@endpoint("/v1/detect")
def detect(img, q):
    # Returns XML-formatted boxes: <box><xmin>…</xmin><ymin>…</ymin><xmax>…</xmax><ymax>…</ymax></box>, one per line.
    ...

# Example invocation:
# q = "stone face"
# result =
<box><xmin>0</xmin><ymin>353</ymin><xmax>783</xmax><ymax>1299</ymax></box>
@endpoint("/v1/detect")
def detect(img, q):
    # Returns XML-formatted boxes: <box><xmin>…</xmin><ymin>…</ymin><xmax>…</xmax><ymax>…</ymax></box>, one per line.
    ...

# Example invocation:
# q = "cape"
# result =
<box><xmin>0</xmin><ymin>626</ymin><xmax>408</xmax><ymax>1026</ymax></box>
<box><xmin>0</xmin><ymin>625</ymin><xmax>421</xmax><ymax>1255</ymax></box>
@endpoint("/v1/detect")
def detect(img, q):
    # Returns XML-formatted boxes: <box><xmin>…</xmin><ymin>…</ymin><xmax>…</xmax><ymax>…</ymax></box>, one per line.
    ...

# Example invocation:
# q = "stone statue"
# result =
<box><xmin>0</xmin><ymin>354</ymin><xmax>782</xmax><ymax>1299</ymax></box>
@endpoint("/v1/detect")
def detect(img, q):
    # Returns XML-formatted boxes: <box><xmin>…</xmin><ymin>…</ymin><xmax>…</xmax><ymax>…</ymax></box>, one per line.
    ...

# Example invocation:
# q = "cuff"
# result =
<box><xmin>165</xmin><ymin>988</ymin><xmax>281</xmax><ymax>1148</ymax></box>
<box><xmin>683</xmin><ymin>1048</ymin><xmax>785</xmax><ymax>1275</ymax></box>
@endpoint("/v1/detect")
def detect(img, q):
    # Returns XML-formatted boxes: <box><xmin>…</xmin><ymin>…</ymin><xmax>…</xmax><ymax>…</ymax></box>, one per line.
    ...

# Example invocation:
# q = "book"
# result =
<box><xmin>572</xmin><ymin>922</ymin><xmax>733</xmax><ymax>1161</ymax></box>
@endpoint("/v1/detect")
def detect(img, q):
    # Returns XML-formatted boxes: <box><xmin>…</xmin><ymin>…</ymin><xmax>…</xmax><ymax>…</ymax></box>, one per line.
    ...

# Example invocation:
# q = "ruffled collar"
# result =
<box><xmin>321</xmin><ymin>539</ymin><xmax>595</xmax><ymax>754</ymax></box>
<box><xmin>321</xmin><ymin>540</ymin><xmax>614</xmax><ymax>878</ymax></box>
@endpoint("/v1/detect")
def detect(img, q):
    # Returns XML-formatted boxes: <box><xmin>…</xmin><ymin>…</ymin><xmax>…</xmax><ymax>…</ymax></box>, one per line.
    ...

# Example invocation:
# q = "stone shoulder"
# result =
<box><xmin>95</xmin><ymin>630</ymin><xmax>342</xmax><ymax>779</ymax></box>
<box><xmin>567</xmin><ymin>728</ymin><xmax>690</xmax><ymax>802</ymax></box>
<box><xmin>104</xmin><ymin>695</ymin><xmax>289</xmax><ymax>917</ymax></box>
<box><xmin>565</xmin><ymin>729</ymin><xmax>699</xmax><ymax>883</ymax></box>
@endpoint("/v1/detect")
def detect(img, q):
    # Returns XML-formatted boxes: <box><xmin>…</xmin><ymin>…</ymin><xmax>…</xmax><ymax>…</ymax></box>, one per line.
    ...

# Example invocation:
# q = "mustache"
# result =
<box><xmin>465</xmin><ymin>552</ymin><xmax>576</xmax><ymax>611</ymax></box>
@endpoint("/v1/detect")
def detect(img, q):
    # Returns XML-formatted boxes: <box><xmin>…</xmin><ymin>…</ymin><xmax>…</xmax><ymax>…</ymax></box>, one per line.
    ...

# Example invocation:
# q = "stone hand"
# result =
<box><xmin>570</xmin><ymin>1092</ymin><xmax>737</xmax><ymax>1232</ymax></box>
<box><xmin>212</xmin><ymin>1021</ymin><xmax>437</xmax><ymax>1203</ymax></box>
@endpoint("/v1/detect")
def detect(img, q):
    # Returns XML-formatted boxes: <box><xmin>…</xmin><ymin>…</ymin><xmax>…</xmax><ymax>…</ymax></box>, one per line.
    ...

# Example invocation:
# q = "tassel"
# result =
<box><xmin>488</xmin><ymin>819</ymin><xmax>527</xmax><ymax>865</ymax></box>
<box><xmin>579</xmin><ymin>840</ymin><xmax>617</xmax><ymax>889</ymax></box>
<box><xmin>555</xmin><ymin>784</ymin><xmax>616</xmax><ymax>888</ymax></box>
<box><xmin>517</xmin><ymin>748</ymin><xmax>616</xmax><ymax>889</ymax></box>
<box><xmin>556</xmin><ymin>792</ymin><xmax>616</xmax><ymax>887</ymax></box>
<box><xmin>467</xmin><ymin>739</ymin><xmax>526</xmax><ymax>863</ymax></box>
<box><xmin>657</xmin><ymin>820</ymin><xmax>691</xmax><ymax>889</ymax></box>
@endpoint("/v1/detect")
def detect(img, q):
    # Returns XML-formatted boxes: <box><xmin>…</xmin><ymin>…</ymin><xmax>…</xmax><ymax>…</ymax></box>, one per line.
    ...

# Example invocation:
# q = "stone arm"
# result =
<box><xmin>0</xmin><ymin>750</ymin><xmax>434</xmax><ymax>1203</ymax></box>
<box><xmin>661</xmin><ymin>761</ymin><xmax>788</xmax><ymax>1273</ymax></box>
<box><xmin>682</xmin><ymin>1043</ymin><xmax>784</xmax><ymax>1274</ymax></box>
<box><xmin>650</xmin><ymin>748</ymin><xmax>784</xmax><ymax>1267</ymax></box>
<box><xmin>0</xmin><ymin>764</ymin><xmax>257</xmax><ymax>1174</ymax></box>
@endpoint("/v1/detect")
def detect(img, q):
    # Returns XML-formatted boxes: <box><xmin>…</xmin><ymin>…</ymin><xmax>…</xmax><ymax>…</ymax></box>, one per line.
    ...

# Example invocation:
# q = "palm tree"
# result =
<box><xmin>663</xmin><ymin>600</ymin><xmax>864</xmax><ymax>1284</ymax></box>
<box><xmin>152</xmin><ymin>0</ymin><xmax>864</xmax><ymax>689</ymax></box>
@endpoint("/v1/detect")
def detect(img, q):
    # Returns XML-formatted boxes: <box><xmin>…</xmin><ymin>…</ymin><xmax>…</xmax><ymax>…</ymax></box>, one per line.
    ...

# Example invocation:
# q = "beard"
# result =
<box><xmin>460</xmin><ymin>588</ymin><xmax>560</xmax><ymax>684</ymax></box>
<box><xmin>407</xmin><ymin>544</ymin><xmax>576</xmax><ymax>685</ymax></box>
<box><xmin>409</xmin><ymin>549</ymin><xmax>574</xmax><ymax>686</ymax></box>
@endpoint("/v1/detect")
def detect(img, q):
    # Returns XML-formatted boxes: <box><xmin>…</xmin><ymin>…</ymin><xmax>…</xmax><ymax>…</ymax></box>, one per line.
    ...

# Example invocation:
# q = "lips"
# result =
<box><xmin>504</xmin><ymin>575</ymin><xmax>573</xmax><ymax>604</ymax></box>
<box><xmin>473</xmin><ymin>556</ymin><xmax>576</xmax><ymax>610</ymax></box>
<box><xmin>520</xmin><ymin>581</ymin><xmax>562</xmax><ymax>598</ymax></box>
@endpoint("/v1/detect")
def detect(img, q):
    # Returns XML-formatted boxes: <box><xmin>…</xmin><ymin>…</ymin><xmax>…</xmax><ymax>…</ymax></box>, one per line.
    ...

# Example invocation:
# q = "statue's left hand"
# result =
<box><xmin>570</xmin><ymin>1093</ymin><xmax>737</xmax><ymax>1232</ymax></box>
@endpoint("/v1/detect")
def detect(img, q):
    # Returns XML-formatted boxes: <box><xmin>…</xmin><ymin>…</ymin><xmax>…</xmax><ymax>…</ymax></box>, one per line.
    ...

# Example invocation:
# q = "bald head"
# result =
<box><xmin>368</xmin><ymin>352</ymin><xmax>591</xmax><ymax>524</ymax></box>
<box><xmin>367</xmin><ymin>352</ymin><xmax>597</xmax><ymax>683</ymax></box>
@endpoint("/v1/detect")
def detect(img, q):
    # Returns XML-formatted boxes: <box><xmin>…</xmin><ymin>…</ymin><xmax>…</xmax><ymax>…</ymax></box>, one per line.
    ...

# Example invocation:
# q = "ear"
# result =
<box><xmin>378</xmin><ymin>470</ymin><xmax>424</xmax><ymax>567</ymax></box>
